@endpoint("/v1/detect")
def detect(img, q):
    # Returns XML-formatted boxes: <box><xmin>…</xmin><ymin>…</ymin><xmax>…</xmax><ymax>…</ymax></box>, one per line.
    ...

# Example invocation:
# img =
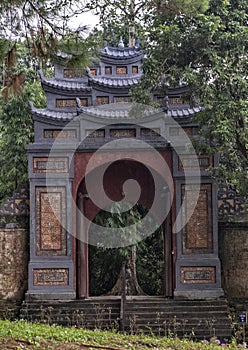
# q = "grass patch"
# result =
<box><xmin>0</xmin><ymin>320</ymin><xmax>246</xmax><ymax>349</ymax></box>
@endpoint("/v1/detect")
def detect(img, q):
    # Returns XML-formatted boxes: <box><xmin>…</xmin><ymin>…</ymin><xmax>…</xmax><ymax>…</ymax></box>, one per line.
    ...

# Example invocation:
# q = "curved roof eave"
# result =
<box><xmin>39</xmin><ymin>70</ymin><xmax>92</xmax><ymax>93</ymax></box>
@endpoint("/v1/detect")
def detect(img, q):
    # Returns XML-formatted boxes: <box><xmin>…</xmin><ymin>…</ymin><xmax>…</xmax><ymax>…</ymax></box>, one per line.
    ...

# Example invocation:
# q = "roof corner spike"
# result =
<box><xmin>76</xmin><ymin>97</ymin><xmax>82</xmax><ymax>110</ymax></box>
<box><xmin>118</xmin><ymin>37</ymin><xmax>125</xmax><ymax>49</ymax></box>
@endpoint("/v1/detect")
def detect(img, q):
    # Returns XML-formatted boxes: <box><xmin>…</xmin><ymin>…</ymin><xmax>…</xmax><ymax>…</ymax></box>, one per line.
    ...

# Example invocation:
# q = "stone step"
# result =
<box><xmin>0</xmin><ymin>301</ymin><xmax>22</xmax><ymax>320</ymax></box>
<box><xmin>20</xmin><ymin>297</ymin><xmax>233</xmax><ymax>340</ymax></box>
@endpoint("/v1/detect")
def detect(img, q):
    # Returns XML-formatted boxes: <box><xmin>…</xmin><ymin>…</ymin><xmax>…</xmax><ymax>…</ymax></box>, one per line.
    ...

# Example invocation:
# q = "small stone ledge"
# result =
<box><xmin>174</xmin><ymin>289</ymin><xmax>225</xmax><ymax>299</ymax></box>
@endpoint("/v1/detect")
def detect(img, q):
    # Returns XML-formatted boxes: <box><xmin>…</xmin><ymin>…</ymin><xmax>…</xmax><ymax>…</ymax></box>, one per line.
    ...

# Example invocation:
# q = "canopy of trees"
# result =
<box><xmin>0</xmin><ymin>0</ymin><xmax>247</xmax><ymax>201</ymax></box>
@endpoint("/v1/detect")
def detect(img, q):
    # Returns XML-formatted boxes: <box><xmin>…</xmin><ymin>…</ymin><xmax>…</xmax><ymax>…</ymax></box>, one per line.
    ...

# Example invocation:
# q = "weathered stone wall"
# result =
<box><xmin>0</xmin><ymin>228</ymin><xmax>28</xmax><ymax>300</ymax></box>
<box><xmin>219</xmin><ymin>222</ymin><xmax>248</xmax><ymax>299</ymax></box>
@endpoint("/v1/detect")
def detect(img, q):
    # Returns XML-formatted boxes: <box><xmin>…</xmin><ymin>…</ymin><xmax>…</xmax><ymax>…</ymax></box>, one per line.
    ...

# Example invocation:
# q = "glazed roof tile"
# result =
<box><xmin>30</xmin><ymin>102</ymin><xmax>201</xmax><ymax>122</ymax></box>
<box><xmin>30</xmin><ymin>103</ymin><xmax>77</xmax><ymax>121</ymax></box>
<box><xmin>100</xmin><ymin>46</ymin><xmax>143</xmax><ymax>59</ymax></box>
<box><xmin>77</xmin><ymin>105</ymin><xmax>201</xmax><ymax>120</ymax></box>
<box><xmin>39</xmin><ymin>71</ymin><xmax>92</xmax><ymax>92</ymax></box>
<box><xmin>88</xmin><ymin>75</ymin><xmax>141</xmax><ymax>88</ymax></box>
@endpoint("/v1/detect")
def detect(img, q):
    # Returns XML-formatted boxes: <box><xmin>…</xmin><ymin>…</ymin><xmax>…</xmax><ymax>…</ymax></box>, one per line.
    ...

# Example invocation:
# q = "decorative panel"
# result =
<box><xmin>56</xmin><ymin>98</ymin><xmax>89</xmax><ymax>108</ymax></box>
<box><xmin>33</xmin><ymin>268</ymin><xmax>69</xmax><ymax>286</ymax></box>
<box><xmin>169</xmin><ymin>126</ymin><xmax>198</xmax><ymax>136</ymax></box>
<box><xmin>35</xmin><ymin>187</ymin><xmax>67</xmax><ymax>256</ymax></box>
<box><xmin>169</xmin><ymin>96</ymin><xmax>189</xmax><ymax>105</ymax></box>
<box><xmin>63</xmin><ymin>69</ymin><xmax>85</xmax><ymax>78</ymax></box>
<box><xmin>218</xmin><ymin>183</ymin><xmax>246</xmax><ymax>219</ymax></box>
<box><xmin>140</xmin><ymin>128</ymin><xmax>160</xmax><ymax>138</ymax></box>
<box><xmin>33</xmin><ymin>157</ymin><xmax>68</xmax><ymax>174</ymax></box>
<box><xmin>105</xmin><ymin>66</ymin><xmax>112</xmax><ymax>75</ymax></box>
<box><xmin>180</xmin><ymin>267</ymin><xmax>216</xmax><ymax>284</ymax></box>
<box><xmin>86</xmin><ymin>129</ymin><xmax>105</xmax><ymax>138</ymax></box>
<box><xmin>90</xmin><ymin>68</ymin><xmax>97</xmax><ymax>76</ymax></box>
<box><xmin>181</xmin><ymin>184</ymin><xmax>213</xmax><ymax>254</ymax></box>
<box><xmin>56</xmin><ymin>99</ymin><xmax>77</xmax><ymax>108</ymax></box>
<box><xmin>96</xmin><ymin>96</ymin><xmax>109</xmax><ymax>105</ymax></box>
<box><xmin>44</xmin><ymin>129</ymin><xmax>77</xmax><ymax>139</ymax></box>
<box><xmin>116</xmin><ymin>66</ymin><xmax>127</xmax><ymax>75</ymax></box>
<box><xmin>113</xmin><ymin>96</ymin><xmax>132</xmax><ymax>103</ymax></box>
<box><xmin>132</xmin><ymin>66</ymin><xmax>138</xmax><ymax>74</ymax></box>
<box><xmin>178</xmin><ymin>155</ymin><xmax>212</xmax><ymax>171</ymax></box>
<box><xmin>0</xmin><ymin>185</ymin><xmax>29</xmax><ymax>216</ymax></box>
<box><xmin>110</xmin><ymin>129</ymin><xmax>136</xmax><ymax>138</ymax></box>
<box><xmin>80</xmin><ymin>98</ymin><xmax>88</xmax><ymax>107</ymax></box>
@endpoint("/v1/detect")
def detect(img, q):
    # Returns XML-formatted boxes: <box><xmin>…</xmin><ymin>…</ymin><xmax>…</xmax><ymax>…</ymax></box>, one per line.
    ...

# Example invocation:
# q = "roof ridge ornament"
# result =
<box><xmin>118</xmin><ymin>37</ymin><xmax>125</xmax><ymax>49</ymax></box>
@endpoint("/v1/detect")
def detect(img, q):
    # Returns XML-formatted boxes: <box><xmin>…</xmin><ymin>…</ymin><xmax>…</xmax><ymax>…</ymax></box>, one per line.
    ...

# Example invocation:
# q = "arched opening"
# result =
<box><xmin>88</xmin><ymin>204</ymin><xmax>165</xmax><ymax>297</ymax></box>
<box><xmin>76</xmin><ymin>158</ymin><xmax>173</xmax><ymax>298</ymax></box>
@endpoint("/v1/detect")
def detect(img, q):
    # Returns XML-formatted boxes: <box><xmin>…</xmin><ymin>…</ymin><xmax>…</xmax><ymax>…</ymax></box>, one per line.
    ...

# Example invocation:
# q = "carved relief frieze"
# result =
<box><xmin>33</xmin><ymin>157</ymin><xmax>69</xmax><ymax>174</ymax></box>
<box><xmin>180</xmin><ymin>267</ymin><xmax>216</xmax><ymax>284</ymax></box>
<box><xmin>33</xmin><ymin>268</ymin><xmax>69</xmax><ymax>286</ymax></box>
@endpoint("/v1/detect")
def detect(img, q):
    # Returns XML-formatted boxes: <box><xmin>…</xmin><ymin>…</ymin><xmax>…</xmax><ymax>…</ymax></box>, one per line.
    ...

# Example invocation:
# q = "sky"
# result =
<box><xmin>69</xmin><ymin>11</ymin><xmax>100</xmax><ymax>32</ymax></box>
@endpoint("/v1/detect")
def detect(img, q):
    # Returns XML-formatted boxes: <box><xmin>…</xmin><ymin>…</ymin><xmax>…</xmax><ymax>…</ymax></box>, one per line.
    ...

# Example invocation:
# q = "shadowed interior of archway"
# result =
<box><xmin>88</xmin><ymin>204</ymin><xmax>164</xmax><ymax>297</ymax></box>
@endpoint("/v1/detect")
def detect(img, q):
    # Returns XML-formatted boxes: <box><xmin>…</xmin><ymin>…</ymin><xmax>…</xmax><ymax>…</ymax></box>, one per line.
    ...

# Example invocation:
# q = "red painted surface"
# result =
<box><xmin>71</xmin><ymin>150</ymin><xmax>175</xmax><ymax>297</ymax></box>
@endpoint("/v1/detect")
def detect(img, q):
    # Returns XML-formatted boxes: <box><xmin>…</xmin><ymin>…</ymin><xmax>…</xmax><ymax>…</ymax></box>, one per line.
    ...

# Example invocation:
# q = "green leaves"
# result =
<box><xmin>136</xmin><ymin>0</ymin><xmax>248</xmax><ymax>199</ymax></box>
<box><xmin>0</xmin><ymin>81</ymin><xmax>45</xmax><ymax>200</ymax></box>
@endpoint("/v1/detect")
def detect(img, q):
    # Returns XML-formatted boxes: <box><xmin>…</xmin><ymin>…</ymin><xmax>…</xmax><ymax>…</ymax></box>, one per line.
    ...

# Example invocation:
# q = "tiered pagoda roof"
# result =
<box><xmin>31</xmin><ymin>39</ymin><xmax>200</xmax><ymax>124</ymax></box>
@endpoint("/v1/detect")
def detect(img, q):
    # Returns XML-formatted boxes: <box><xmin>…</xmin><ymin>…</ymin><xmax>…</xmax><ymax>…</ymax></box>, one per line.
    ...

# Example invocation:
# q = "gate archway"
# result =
<box><xmin>76</xmin><ymin>159</ymin><xmax>173</xmax><ymax>298</ymax></box>
<box><xmin>88</xmin><ymin>205</ymin><xmax>165</xmax><ymax>297</ymax></box>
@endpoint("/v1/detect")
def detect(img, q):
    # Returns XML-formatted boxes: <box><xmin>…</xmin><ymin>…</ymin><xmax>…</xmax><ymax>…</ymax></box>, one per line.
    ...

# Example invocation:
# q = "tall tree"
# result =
<box><xmin>133</xmin><ymin>0</ymin><xmax>248</xmax><ymax>198</ymax></box>
<box><xmin>85</xmin><ymin>0</ymin><xmax>209</xmax><ymax>46</ymax></box>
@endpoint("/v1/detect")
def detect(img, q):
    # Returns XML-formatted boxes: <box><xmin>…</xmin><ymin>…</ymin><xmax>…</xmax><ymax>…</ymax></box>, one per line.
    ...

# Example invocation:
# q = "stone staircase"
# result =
<box><xmin>20</xmin><ymin>297</ymin><xmax>121</xmax><ymax>330</ymax></box>
<box><xmin>20</xmin><ymin>297</ymin><xmax>233</xmax><ymax>340</ymax></box>
<box><xmin>0</xmin><ymin>301</ymin><xmax>22</xmax><ymax>320</ymax></box>
<box><xmin>124</xmin><ymin>297</ymin><xmax>233</xmax><ymax>340</ymax></box>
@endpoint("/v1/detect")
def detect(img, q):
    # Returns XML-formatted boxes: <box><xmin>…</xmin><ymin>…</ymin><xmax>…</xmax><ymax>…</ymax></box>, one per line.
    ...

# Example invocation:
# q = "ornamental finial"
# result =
<box><xmin>118</xmin><ymin>37</ymin><xmax>124</xmax><ymax>48</ymax></box>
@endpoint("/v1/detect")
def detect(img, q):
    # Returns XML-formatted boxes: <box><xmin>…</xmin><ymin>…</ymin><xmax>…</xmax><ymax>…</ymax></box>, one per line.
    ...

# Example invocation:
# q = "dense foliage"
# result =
<box><xmin>0</xmin><ymin>81</ymin><xmax>45</xmax><ymax>200</ymax></box>
<box><xmin>134</xmin><ymin>0</ymin><xmax>248</xmax><ymax>198</ymax></box>
<box><xmin>0</xmin><ymin>0</ymin><xmax>247</xmax><ymax>201</ymax></box>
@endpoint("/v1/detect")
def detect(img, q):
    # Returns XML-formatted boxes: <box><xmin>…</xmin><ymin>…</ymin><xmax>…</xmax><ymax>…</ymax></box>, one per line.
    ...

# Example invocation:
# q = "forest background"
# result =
<box><xmin>0</xmin><ymin>0</ymin><xmax>247</xmax><ymax>203</ymax></box>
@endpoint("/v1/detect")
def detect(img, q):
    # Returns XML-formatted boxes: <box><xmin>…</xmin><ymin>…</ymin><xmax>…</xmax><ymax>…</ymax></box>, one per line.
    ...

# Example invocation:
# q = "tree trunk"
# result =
<box><xmin>108</xmin><ymin>246</ymin><xmax>145</xmax><ymax>296</ymax></box>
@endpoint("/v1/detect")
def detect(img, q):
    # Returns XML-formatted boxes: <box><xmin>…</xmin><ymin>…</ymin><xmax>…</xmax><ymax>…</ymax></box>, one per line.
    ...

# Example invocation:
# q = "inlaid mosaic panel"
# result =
<box><xmin>44</xmin><ymin>129</ymin><xmax>77</xmax><ymax>139</ymax></box>
<box><xmin>0</xmin><ymin>185</ymin><xmax>29</xmax><ymax>216</ymax></box>
<box><xmin>56</xmin><ymin>99</ymin><xmax>77</xmax><ymax>108</ymax></box>
<box><xmin>90</xmin><ymin>68</ymin><xmax>97</xmax><ymax>76</ymax></box>
<box><xmin>33</xmin><ymin>268</ymin><xmax>69</xmax><ymax>286</ymax></box>
<box><xmin>110</xmin><ymin>129</ymin><xmax>136</xmax><ymax>138</ymax></box>
<box><xmin>140</xmin><ymin>128</ymin><xmax>160</xmax><ymax>138</ymax></box>
<box><xmin>33</xmin><ymin>157</ymin><xmax>69</xmax><ymax>174</ymax></box>
<box><xmin>63</xmin><ymin>69</ymin><xmax>85</xmax><ymax>78</ymax></box>
<box><xmin>80</xmin><ymin>98</ymin><xmax>88</xmax><ymax>107</ymax></box>
<box><xmin>86</xmin><ymin>129</ymin><xmax>105</xmax><ymax>138</ymax></box>
<box><xmin>35</xmin><ymin>187</ymin><xmax>67</xmax><ymax>256</ymax></box>
<box><xmin>96</xmin><ymin>96</ymin><xmax>109</xmax><ymax>105</ymax></box>
<box><xmin>116</xmin><ymin>66</ymin><xmax>127</xmax><ymax>74</ymax></box>
<box><xmin>218</xmin><ymin>183</ymin><xmax>247</xmax><ymax>219</ymax></box>
<box><xmin>132</xmin><ymin>66</ymin><xmax>138</xmax><ymax>74</ymax></box>
<box><xmin>105</xmin><ymin>66</ymin><xmax>112</xmax><ymax>75</ymax></box>
<box><xmin>181</xmin><ymin>184</ymin><xmax>213</xmax><ymax>254</ymax></box>
<box><xmin>178</xmin><ymin>155</ymin><xmax>213</xmax><ymax>171</ymax></box>
<box><xmin>113</xmin><ymin>96</ymin><xmax>132</xmax><ymax>103</ymax></box>
<box><xmin>169</xmin><ymin>96</ymin><xmax>189</xmax><ymax>105</ymax></box>
<box><xmin>169</xmin><ymin>126</ymin><xmax>199</xmax><ymax>136</ymax></box>
<box><xmin>180</xmin><ymin>267</ymin><xmax>216</xmax><ymax>284</ymax></box>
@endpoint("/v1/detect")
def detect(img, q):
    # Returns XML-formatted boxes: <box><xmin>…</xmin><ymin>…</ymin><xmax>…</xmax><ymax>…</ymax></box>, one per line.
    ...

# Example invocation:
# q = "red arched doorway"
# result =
<box><xmin>76</xmin><ymin>159</ymin><xmax>174</xmax><ymax>298</ymax></box>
